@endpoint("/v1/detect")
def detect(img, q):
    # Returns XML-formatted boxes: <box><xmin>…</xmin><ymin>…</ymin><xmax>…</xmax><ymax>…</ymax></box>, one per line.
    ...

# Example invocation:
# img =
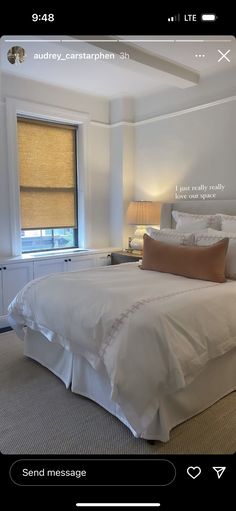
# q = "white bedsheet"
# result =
<box><xmin>8</xmin><ymin>262</ymin><xmax>236</xmax><ymax>434</ymax></box>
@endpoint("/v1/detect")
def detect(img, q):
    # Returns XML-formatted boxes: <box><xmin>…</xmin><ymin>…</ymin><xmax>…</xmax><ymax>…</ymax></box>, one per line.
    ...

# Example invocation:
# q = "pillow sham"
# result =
<box><xmin>146</xmin><ymin>227</ymin><xmax>194</xmax><ymax>245</ymax></box>
<box><xmin>172</xmin><ymin>210</ymin><xmax>221</xmax><ymax>231</ymax></box>
<box><xmin>218</xmin><ymin>214</ymin><xmax>236</xmax><ymax>233</ymax></box>
<box><xmin>141</xmin><ymin>233</ymin><xmax>228</xmax><ymax>283</ymax></box>
<box><xmin>195</xmin><ymin>230</ymin><xmax>236</xmax><ymax>279</ymax></box>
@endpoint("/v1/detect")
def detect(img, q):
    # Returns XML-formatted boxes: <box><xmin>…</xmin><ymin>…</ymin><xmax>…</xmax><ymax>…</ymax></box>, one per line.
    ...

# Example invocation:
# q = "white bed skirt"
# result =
<box><xmin>24</xmin><ymin>328</ymin><xmax>236</xmax><ymax>442</ymax></box>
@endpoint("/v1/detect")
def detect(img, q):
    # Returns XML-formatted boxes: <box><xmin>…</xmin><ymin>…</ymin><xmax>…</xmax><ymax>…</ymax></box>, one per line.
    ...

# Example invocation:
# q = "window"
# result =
<box><xmin>17</xmin><ymin>117</ymin><xmax>78</xmax><ymax>252</ymax></box>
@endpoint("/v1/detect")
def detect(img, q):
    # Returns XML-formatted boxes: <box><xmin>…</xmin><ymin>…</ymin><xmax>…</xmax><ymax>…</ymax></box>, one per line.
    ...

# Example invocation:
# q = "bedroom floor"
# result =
<box><xmin>1</xmin><ymin>331</ymin><xmax>235</xmax><ymax>455</ymax></box>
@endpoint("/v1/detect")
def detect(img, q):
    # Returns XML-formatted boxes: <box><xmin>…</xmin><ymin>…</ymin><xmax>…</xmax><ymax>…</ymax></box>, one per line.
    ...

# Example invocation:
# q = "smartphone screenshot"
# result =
<box><xmin>0</xmin><ymin>7</ymin><xmax>235</xmax><ymax>510</ymax></box>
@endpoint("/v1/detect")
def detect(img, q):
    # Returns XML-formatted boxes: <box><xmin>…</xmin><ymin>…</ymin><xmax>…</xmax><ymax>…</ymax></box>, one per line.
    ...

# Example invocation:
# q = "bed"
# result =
<box><xmin>8</xmin><ymin>200</ymin><xmax>236</xmax><ymax>442</ymax></box>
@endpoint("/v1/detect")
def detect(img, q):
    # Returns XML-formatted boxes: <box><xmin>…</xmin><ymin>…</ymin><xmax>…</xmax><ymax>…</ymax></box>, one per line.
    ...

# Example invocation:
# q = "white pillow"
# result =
<box><xmin>218</xmin><ymin>214</ymin><xmax>236</xmax><ymax>232</ymax></box>
<box><xmin>191</xmin><ymin>228</ymin><xmax>220</xmax><ymax>235</ymax></box>
<box><xmin>194</xmin><ymin>230</ymin><xmax>236</xmax><ymax>279</ymax></box>
<box><xmin>172</xmin><ymin>210</ymin><xmax>221</xmax><ymax>231</ymax></box>
<box><xmin>147</xmin><ymin>227</ymin><xmax>194</xmax><ymax>245</ymax></box>
<box><xmin>174</xmin><ymin>217</ymin><xmax>209</xmax><ymax>232</ymax></box>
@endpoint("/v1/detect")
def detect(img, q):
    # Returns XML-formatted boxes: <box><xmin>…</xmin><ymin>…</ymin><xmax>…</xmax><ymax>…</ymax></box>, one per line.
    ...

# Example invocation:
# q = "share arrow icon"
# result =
<box><xmin>213</xmin><ymin>467</ymin><xmax>226</xmax><ymax>479</ymax></box>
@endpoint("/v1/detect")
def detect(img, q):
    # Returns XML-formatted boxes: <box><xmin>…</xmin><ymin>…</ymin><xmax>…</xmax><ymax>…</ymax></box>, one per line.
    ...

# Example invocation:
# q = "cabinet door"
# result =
<box><xmin>34</xmin><ymin>257</ymin><xmax>67</xmax><ymax>278</ymax></box>
<box><xmin>96</xmin><ymin>253</ymin><xmax>111</xmax><ymax>267</ymax></box>
<box><xmin>2</xmin><ymin>262</ymin><xmax>34</xmax><ymax>314</ymax></box>
<box><xmin>67</xmin><ymin>255</ymin><xmax>95</xmax><ymax>272</ymax></box>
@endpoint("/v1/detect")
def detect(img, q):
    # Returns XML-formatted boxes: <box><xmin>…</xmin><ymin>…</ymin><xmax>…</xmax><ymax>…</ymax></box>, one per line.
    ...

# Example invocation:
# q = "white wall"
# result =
<box><xmin>0</xmin><ymin>73</ymin><xmax>110</xmax><ymax>256</ymax></box>
<box><xmin>1</xmin><ymin>67</ymin><xmax>235</xmax><ymax>257</ymax></box>
<box><xmin>134</xmin><ymin>68</ymin><xmax>236</xmax><ymax>204</ymax></box>
<box><xmin>86</xmin><ymin>124</ymin><xmax>110</xmax><ymax>247</ymax></box>
<box><xmin>110</xmin><ymin>124</ymin><xmax>134</xmax><ymax>248</ymax></box>
<box><xmin>110</xmin><ymin>98</ymin><xmax>134</xmax><ymax>248</ymax></box>
<box><xmin>134</xmin><ymin>99</ymin><xmax>236</xmax><ymax>202</ymax></box>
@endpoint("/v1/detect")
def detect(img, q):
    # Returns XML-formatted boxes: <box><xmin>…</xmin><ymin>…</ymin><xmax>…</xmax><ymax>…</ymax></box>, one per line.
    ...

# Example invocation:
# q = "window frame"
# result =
<box><xmin>6</xmin><ymin>98</ymin><xmax>90</xmax><ymax>256</ymax></box>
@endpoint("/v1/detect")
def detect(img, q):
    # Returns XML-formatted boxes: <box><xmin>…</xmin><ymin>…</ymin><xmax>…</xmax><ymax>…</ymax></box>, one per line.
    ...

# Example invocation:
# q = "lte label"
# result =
<box><xmin>184</xmin><ymin>14</ymin><xmax>197</xmax><ymax>21</ymax></box>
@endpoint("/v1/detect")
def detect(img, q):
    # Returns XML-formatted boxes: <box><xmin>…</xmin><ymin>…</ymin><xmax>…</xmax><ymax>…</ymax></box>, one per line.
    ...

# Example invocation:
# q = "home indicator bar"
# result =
<box><xmin>75</xmin><ymin>505</ymin><xmax>161</xmax><ymax>508</ymax></box>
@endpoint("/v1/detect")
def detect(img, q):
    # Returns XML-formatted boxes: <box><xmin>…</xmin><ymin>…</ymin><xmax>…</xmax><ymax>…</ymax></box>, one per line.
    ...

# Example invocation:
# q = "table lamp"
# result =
<box><xmin>126</xmin><ymin>201</ymin><xmax>161</xmax><ymax>250</ymax></box>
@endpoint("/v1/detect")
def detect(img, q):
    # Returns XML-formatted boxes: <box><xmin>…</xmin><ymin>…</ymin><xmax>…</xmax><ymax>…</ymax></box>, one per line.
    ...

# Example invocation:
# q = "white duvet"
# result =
<box><xmin>8</xmin><ymin>262</ymin><xmax>236</xmax><ymax>434</ymax></box>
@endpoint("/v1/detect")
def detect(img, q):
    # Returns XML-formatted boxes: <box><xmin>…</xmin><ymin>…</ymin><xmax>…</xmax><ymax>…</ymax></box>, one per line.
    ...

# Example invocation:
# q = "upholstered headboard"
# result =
<box><xmin>160</xmin><ymin>200</ymin><xmax>236</xmax><ymax>229</ymax></box>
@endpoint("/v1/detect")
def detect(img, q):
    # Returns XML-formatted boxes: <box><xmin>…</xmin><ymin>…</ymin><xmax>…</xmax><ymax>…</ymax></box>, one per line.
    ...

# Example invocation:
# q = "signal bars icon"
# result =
<box><xmin>168</xmin><ymin>14</ymin><xmax>180</xmax><ymax>22</ymax></box>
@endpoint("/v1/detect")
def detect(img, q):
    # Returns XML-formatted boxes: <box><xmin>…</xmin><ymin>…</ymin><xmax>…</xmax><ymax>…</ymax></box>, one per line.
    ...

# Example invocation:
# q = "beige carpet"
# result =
<box><xmin>0</xmin><ymin>331</ymin><xmax>235</xmax><ymax>454</ymax></box>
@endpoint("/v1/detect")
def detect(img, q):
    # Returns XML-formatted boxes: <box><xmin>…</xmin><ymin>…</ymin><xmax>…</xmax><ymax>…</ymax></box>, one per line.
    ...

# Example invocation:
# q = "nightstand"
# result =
<box><xmin>111</xmin><ymin>251</ymin><xmax>142</xmax><ymax>265</ymax></box>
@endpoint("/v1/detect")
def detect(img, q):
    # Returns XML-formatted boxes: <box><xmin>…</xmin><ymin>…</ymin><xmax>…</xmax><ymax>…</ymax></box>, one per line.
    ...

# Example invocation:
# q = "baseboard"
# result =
<box><xmin>0</xmin><ymin>326</ymin><xmax>12</xmax><ymax>334</ymax></box>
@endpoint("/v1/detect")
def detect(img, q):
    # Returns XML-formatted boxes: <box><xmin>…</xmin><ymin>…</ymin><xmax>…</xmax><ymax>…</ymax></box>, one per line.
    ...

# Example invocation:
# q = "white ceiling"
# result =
<box><xmin>0</xmin><ymin>35</ymin><xmax>235</xmax><ymax>98</ymax></box>
<box><xmin>124</xmin><ymin>35</ymin><xmax>236</xmax><ymax>75</ymax></box>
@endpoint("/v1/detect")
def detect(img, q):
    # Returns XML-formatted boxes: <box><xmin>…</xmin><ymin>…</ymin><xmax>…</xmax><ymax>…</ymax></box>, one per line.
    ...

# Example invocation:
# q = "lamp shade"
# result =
<box><xmin>126</xmin><ymin>201</ymin><xmax>161</xmax><ymax>225</ymax></box>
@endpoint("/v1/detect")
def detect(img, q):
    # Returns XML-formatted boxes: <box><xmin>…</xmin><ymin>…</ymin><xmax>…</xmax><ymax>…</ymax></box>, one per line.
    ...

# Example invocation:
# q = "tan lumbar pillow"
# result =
<box><xmin>141</xmin><ymin>234</ymin><xmax>229</xmax><ymax>283</ymax></box>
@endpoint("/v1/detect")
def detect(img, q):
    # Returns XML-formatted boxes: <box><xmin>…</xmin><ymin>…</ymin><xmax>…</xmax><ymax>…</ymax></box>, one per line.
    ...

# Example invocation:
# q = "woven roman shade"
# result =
<box><xmin>17</xmin><ymin>118</ymin><xmax>77</xmax><ymax>229</ymax></box>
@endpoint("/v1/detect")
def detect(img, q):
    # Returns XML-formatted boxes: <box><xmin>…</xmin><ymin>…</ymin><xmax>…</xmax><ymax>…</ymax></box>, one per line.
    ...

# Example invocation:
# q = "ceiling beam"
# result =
<box><xmin>71</xmin><ymin>35</ymin><xmax>199</xmax><ymax>87</ymax></box>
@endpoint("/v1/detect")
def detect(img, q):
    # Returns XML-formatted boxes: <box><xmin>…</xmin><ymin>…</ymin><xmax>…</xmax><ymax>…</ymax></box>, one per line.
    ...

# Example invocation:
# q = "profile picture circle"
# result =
<box><xmin>7</xmin><ymin>46</ymin><xmax>25</xmax><ymax>65</ymax></box>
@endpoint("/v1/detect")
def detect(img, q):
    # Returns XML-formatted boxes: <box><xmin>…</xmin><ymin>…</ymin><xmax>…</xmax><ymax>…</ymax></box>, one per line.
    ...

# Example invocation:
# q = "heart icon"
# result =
<box><xmin>187</xmin><ymin>466</ymin><xmax>201</xmax><ymax>479</ymax></box>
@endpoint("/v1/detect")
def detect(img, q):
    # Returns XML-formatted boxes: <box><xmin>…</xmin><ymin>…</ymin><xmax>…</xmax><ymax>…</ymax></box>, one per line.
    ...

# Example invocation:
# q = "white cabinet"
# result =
<box><xmin>34</xmin><ymin>257</ymin><xmax>67</xmax><ymax>278</ymax></box>
<box><xmin>0</xmin><ymin>249</ymin><xmax>113</xmax><ymax>326</ymax></box>
<box><xmin>34</xmin><ymin>255</ymin><xmax>96</xmax><ymax>278</ymax></box>
<box><xmin>96</xmin><ymin>253</ymin><xmax>111</xmax><ymax>266</ymax></box>
<box><xmin>0</xmin><ymin>262</ymin><xmax>33</xmax><ymax>315</ymax></box>
<box><xmin>67</xmin><ymin>255</ymin><xmax>95</xmax><ymax>272</ymax></box>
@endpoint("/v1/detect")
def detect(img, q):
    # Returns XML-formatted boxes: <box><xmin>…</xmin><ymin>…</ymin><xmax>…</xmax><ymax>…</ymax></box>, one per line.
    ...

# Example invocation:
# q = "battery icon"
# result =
<box><xmin>201</xmin><ymin>14</ymin><xmax>216</xmax><ymax>21</ymax></box>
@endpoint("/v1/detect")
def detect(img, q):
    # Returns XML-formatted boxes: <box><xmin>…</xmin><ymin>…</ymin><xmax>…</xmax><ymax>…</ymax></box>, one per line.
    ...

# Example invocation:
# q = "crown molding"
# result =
<box><xmin>134</xmin><ymin>95</ymin><xmax>236</xmax><ymax>126</ymax></box>
<box><xmin>90</xmin><ymin>95</ymin><xmax>236</xmax><ymax>128</ymax></box>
